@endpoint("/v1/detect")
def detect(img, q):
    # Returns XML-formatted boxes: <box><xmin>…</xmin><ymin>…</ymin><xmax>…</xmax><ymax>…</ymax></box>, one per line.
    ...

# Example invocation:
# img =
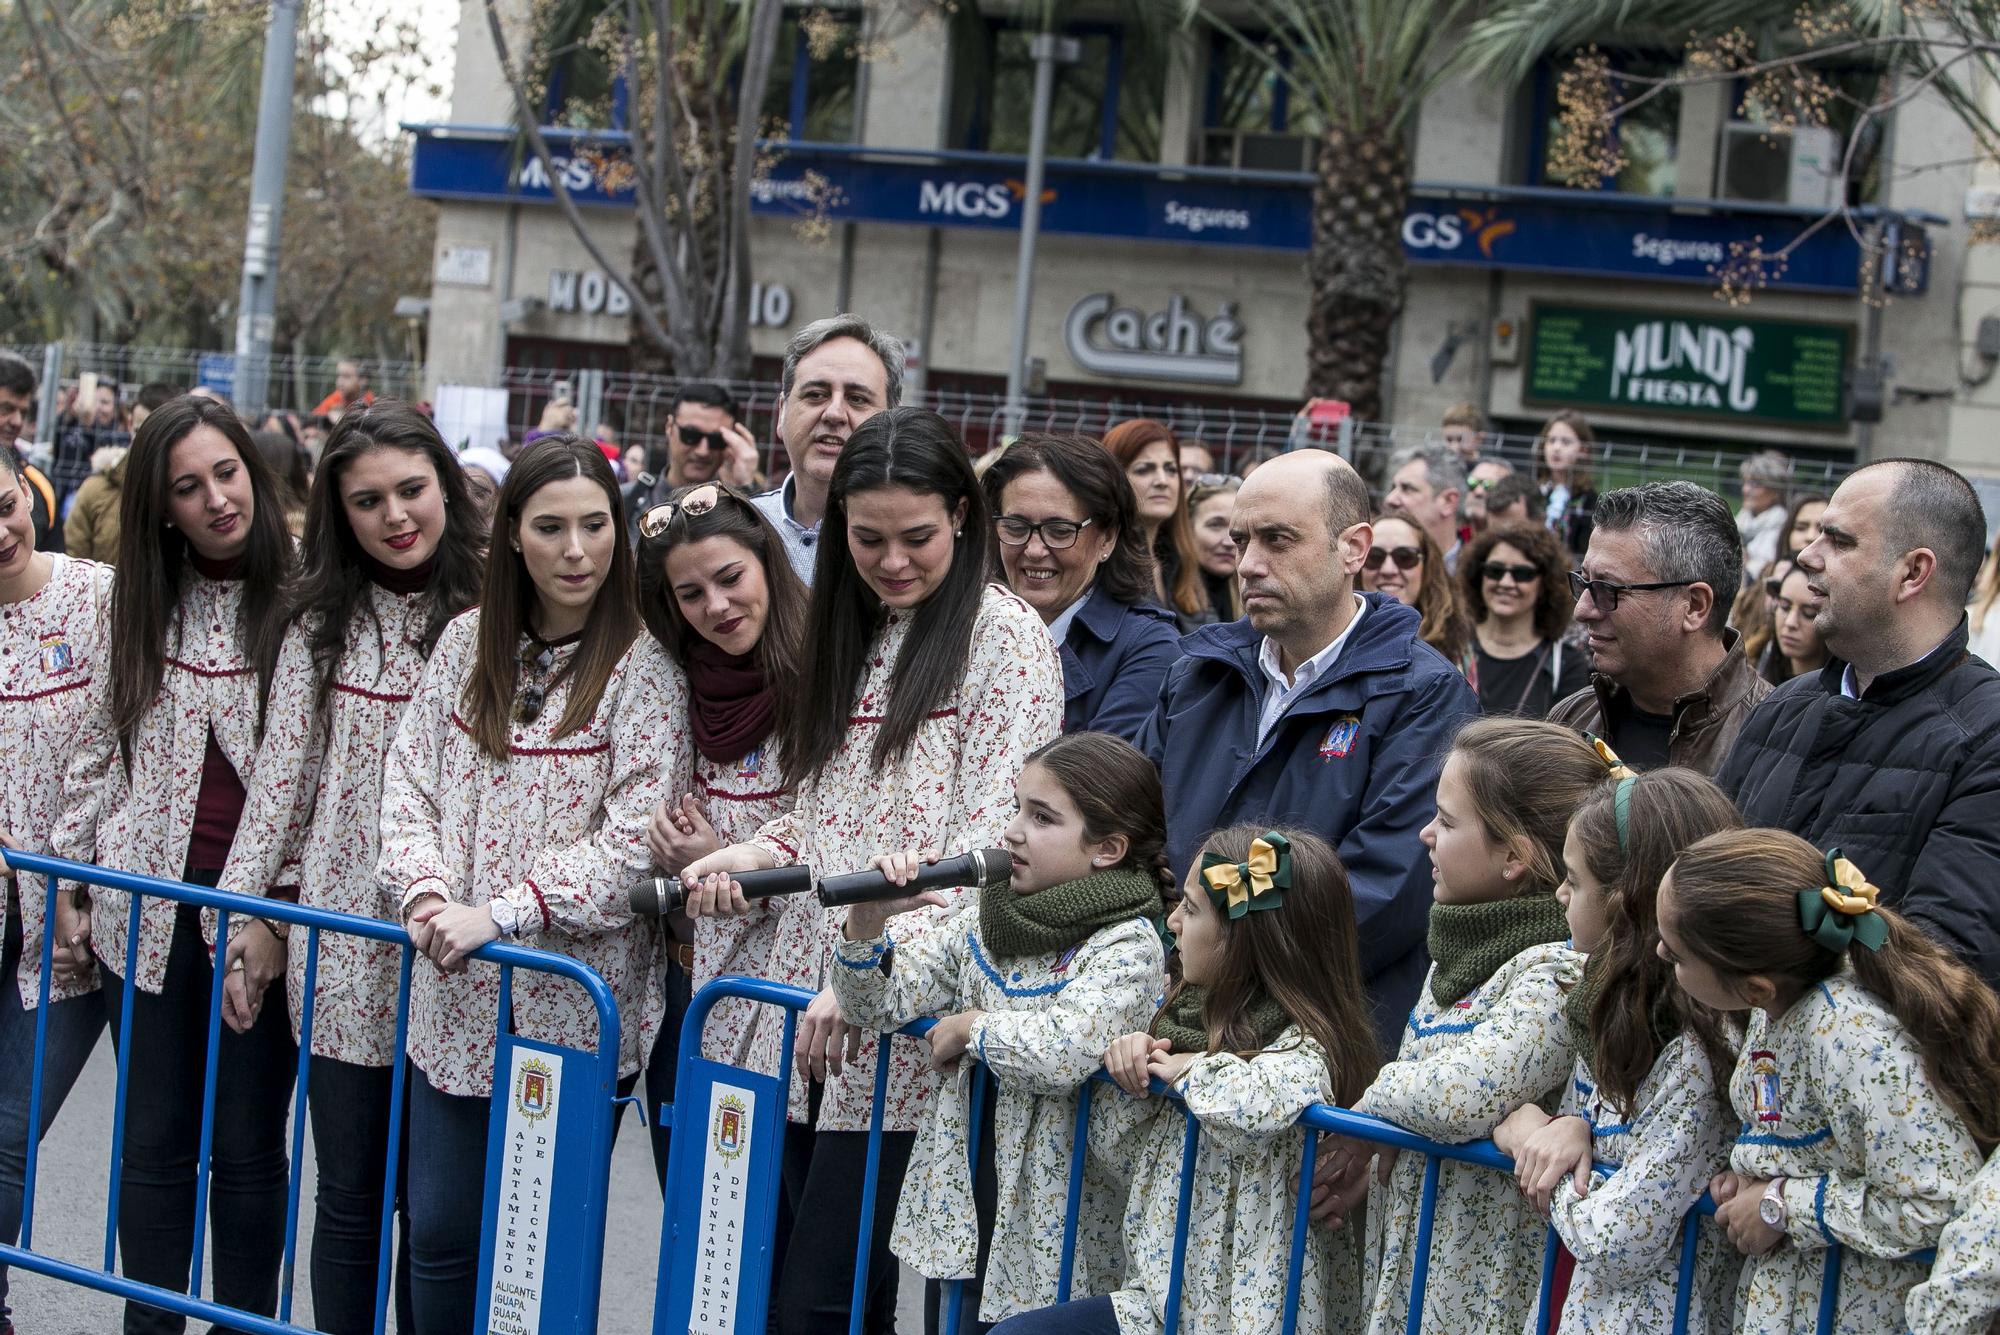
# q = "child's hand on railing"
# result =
<box><xmin>926</xmin><ymin>1010</ymin><xmax>983</xmax><ymax>1072</ymax></box>
<box><xmin>220</xmin><ymin>919</ymin><xmax>286</xmax><ymax>1033</ymax></box>
<box><xmin>412</xmin><ymin>900</ymin><xmax>500</xmax><ymax>973</ymax></box>
<box><xmin>1307</xmin><ymin>1139</ymin><xmax>1373</xmax><ymax>1229</ymax></box>
<box><xmin>796</xmin><ymin>987</ymin><xmax>863</xmax><ymax>1082</ymax></box>
<box><xmin>1511</xmin><ymin>1114</ymin><xmax>1593</xmax><ymax>1218</ymax></box>
<box><xmin>1105</xmin><ymin>1031</ymin><xmax>1166</xmax><ymax>1097</ymax></box>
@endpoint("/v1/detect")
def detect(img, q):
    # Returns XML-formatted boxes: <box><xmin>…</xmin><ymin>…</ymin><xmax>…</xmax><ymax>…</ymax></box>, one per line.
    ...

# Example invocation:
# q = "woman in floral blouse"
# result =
<box><xmin>683</xmin><ymin>407</ymin><xmax>1063</xmax><ymax>1335</ymax></box>
<box><xmin>53</xmin><ymin>394</ymin><xmax>298</xmax><ymax>1333</ymax></box>
<box><xmin>219</xmin><ymin>403</ymin><xmax>483</xmax><ymax>1333</ymax></box>
<box><xmin>0</xmin><ymin>445</ymin><xmax>114</xmax><ymax>1334</ymax></box>
<box><xmin>378</xmin><ymin>436</ymin><xmax>687</xmax><ymax>1334</ymax></box>
<box><xmin>634</xmin><ymin>481</ymin><xmax>807</xmax><ymax>1189</ymax></box>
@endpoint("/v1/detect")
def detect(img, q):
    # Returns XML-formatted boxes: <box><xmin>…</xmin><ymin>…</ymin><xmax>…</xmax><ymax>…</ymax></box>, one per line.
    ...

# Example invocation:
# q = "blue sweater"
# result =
<box><xmin>1140</xmin><ymin>594</ymin><xmax>1478</xmax><ymax>1053</ymax></box>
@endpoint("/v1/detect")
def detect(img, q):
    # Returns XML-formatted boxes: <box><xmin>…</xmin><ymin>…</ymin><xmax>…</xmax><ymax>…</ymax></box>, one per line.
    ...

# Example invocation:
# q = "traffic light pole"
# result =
<box><xmin>233</xmin><ymin>0</ymin><xmax>300</xmax><ymax>414</ymax></box>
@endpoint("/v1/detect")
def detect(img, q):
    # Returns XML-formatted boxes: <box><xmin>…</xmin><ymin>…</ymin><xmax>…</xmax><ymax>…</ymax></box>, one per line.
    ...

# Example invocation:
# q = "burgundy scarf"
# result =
<box><xmin>687</xmin><ymin>638</ymin><xmax>775</xmax><ymax>765</ymax></box>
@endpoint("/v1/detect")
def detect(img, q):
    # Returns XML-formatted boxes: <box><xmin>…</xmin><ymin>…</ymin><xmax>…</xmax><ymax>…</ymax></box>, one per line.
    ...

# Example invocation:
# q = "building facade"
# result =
<box><xmin>409</xmin><ymin>1</ymin><xmax>2000</xmax><ymax>480</ymax></box>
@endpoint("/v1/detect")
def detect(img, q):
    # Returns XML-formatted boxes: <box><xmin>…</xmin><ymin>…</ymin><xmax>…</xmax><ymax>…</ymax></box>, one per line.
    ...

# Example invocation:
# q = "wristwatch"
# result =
<box><xmin>1758</xmin><ymin>1176</ymin><xmax>1788</xmax><ymax>1230</ymax></box>
<box><xmin>489</xmin><ymin>896</ymin><xmax>520</xmax><ymax>939</ymax></box>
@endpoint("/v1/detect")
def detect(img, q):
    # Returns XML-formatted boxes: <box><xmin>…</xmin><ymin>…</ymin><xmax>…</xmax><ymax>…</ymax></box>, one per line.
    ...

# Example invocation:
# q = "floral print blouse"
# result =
<box><xmin>1356</xmin><ymin>944</ymin><xmax>1582</xmax><ymax>1335</ymax></box>
<box><xmin>830</xmin><ymin>902</ymin><xmax>1163</xmax><ymax>1323</ymax></box>
<box><xmin>745</xmin><ymin>583</ymin><xmax>1063</xmax><ymax>1132</ymax></box>
<box><xmin>54</xmin><ymin>569</ymin><xmax>268</xmax><ymax>992</ymax></box>
<box><xmin>377</xmin><ymin>612</ymin><xmax>688</xmax><ymax>1097</ymax></box>
<box><xmin>1533</xmin><ymin>1036</ymin><xmax>1736</xmax><ymax>1335</ymax></box>
<box><xmin>219</xmin><ymin>586</ymin><xmax>433</xmax><ymax>1065</ymax></box>
<box><xmin>3</xmin><ymin>555</ymin><xmax>114</xmax><ymax>1007</ymax></box>
<box><xmin>1725</xmin><ymin>972</ymin><xmax>1982</xmax><ymax>1335</ymax></box>
<box><xmin>1905</xmin><ymin>1150</ymin><xmax>2000</xmax><ymax>1335</ymax></box>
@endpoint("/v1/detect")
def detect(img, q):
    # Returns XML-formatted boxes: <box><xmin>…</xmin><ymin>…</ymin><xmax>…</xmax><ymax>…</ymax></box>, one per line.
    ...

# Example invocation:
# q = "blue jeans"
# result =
<box><xmin>405</xmin><ymin>1062</ymin><xmax>639</xmax><ymax>1335</ymax></box>
<box><xmin>0</xmin><ymin>899</ymin><xmax>107</xmax><ymax>1325</ymax></box>
<box><xmin>305</xmin><ymin>1055</ymin><xmax>412</xmax><ymax>1335</ymax></box>
<box><xmin>100</xmin><ymin>896</ymin><xmax>297</xmax><ymax>1335</ymax></box>
<box><xmin>986</xmin><ymin>1296</ymin><xmax>1118</xmax><ymax>1334</ymax></box>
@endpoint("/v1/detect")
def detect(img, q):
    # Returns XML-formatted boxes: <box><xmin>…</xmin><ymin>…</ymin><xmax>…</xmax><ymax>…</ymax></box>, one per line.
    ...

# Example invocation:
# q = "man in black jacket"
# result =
<box><xmin>1716</xmin><ymin>457</ymin><xmax>2000</xmax><ymax>991</ymax></box>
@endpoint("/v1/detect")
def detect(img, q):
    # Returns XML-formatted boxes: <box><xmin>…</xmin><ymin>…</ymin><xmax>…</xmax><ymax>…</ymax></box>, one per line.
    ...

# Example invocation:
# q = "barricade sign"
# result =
<box><xmin>2</xmin><ymin>851</ymin><xmax>622</xmax><ymax>1335</ymax></box>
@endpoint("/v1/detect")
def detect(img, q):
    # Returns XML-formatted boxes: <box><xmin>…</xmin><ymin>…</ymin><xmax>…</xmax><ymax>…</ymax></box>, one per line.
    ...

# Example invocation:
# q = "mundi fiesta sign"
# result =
<box><xmin>1525</xmin><ymin>303</ymin><xmax>1851</xmax><ymax>427</ymax></box>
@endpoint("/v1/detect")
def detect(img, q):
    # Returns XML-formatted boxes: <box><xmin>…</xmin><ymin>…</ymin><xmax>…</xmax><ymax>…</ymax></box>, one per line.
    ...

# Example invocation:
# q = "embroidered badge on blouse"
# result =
<box><xmin>1053</xmin><ymin>945</ymin><xmax>1080</xmax><ymax>974</ymax></box>
<box><xmin>1749</xmin><ymin>1049</ymin><xmax>1783</xmax><ymax>1123</ymax></box>
<box><xmin>1319</xmin><ymin>715</ymin><xmax>1361</xmax><ymax>760</ymax></box>
<box><xmin>38</xmin><ymin>635</ymin><xmax>74</xmax><ymax>676</ymax></box>
<box><xmin>738</xmin><ymin>746</ymin><xmax>763</xmax><ymax>779</ymax></box>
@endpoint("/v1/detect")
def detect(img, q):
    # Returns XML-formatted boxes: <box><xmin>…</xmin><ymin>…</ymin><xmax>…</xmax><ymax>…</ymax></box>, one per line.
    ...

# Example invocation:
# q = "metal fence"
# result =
<box><xmin>1</xmin><ymin>852</ymin><xmax>624</xmax><ymax>1335</ymax></box>
<box><xmin>7</xmin><ymin>341</ymin><xmax>1847</xmax><ymax>499</ymax></box>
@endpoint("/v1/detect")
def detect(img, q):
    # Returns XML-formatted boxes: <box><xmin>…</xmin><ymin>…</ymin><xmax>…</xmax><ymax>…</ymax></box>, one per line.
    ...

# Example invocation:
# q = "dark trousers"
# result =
<box><xmin>0</xmin><ymin>901</ymin><xmax>106</xmax><ymax>1324</ymax></box>
<box><xmin>306</xmin><ymin>1055</ymin><xmax>413</xmax><ymax>1335</ymax></box>
<box><xmin>405</xmin><ymin>1062</ymin><xmax>639</xmax><ymax>1335</ymax></box>
<box><xmin>100</xmin><ymin>895</ymin><xmax>296</xmax><ymax>1335</ymax></box>
<box><xmin>987</xmin><ymin>1296</ymin><xmax>1118</xmax><ymax>1334</ymax></box>
<box><xmin>774</xmin><ymin>1081</ymin><xmax>917</xmax><ymax>1335</ymax></box>
<box><xmin>643</xmin><ymin>956</ymin><xmax>693</xmax><ymax>1189</ymax></box>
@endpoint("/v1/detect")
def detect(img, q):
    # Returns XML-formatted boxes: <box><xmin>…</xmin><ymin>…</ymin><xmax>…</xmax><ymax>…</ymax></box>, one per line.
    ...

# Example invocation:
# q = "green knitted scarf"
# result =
<box><xmin>1563</xmin><ymin>954</ymin><xmax>1683</xmax><ymax>1069</ymax></box>
<box><xmin>978</xmin><ymin>866</ymin><xmax>1162</xmax><ymax>960</ymax></box>
<box><xmin>1427</xmin><ymin>893</ymin><xmax>1571</xmax><ymax>1008</ymax></box>
<box><xmin>1150</xmin><ymin>983</ymin><xmax>1293</xmax><ymax>1056</ymax></box>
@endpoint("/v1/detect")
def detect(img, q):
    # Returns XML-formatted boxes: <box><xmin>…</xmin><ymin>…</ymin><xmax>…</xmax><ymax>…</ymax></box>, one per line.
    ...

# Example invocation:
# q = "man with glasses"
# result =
<box><xmin>1549</xmin><ymin>481</ymin><xmax>1768</xmax><ymax>773</ymax></box>
<box><xmin>1717</xmin><ymin>459</ymin><xmax>2000</xmax><ymax>992</ymax></box>
<box><xmin>1141</xmin><ymin>449</ymin><xmax>1477</xmax><ymax>1052</ymax></box>
<box><xmin>623</xmin><ymin>382</ymin><xmax>751</xmax><ymax>537</ymax></box>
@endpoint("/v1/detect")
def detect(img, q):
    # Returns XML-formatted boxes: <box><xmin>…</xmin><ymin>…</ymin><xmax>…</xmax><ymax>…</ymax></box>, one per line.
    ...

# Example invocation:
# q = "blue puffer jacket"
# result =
<box><xmin>1140</xmin><ymin>594</ymin><xmax>1478</xmax><ymax>1053</ymax></box>
<box><xmin>1060</xmin><ymin>586</ymin><xmax>1182</xmax><ymax>743</ymax></box>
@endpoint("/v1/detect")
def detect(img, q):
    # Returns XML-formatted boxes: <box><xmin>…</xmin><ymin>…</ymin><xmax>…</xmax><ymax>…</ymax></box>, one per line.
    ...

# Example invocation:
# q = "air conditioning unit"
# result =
<box><xmin>1200</xmin><ymin>128</ymin><xmax>1313</xmax><ymax>173</ymax></box>
<box><xmin>1717</xmin><ymin>122</ymin><xmax>1840</xmax><ymax>209</ymax></box>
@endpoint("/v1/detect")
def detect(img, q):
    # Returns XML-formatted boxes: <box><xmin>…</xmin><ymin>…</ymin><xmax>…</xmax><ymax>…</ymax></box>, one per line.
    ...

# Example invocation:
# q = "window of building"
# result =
<box><xmin>760</xmin><ymin>9</ymin><xmax>862</xmax><ymax>142</ymax></box>
<box><xmin>1200</xmin><ymin>34</ymin><xmax>1322</xmax><ymax>173</ymax></box>
<box><xmin>948</xmin><ymin>19</ymin><xmax>1162</xmax><ymax>162</ymax></box>
<box><xmin>1529</xmin><ymin>51</ymin><xmax>1683</xmax><ymax>197</ymax></box>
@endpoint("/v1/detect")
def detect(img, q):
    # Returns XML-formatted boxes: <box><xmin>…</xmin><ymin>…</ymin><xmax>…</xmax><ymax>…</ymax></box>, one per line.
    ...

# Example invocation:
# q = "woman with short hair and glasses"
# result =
<box><xmin>1457</xmin><ymin>521</ymin><xmax>1589</xmax><ymax>717</ymax></box>
<box><xmin>981</xmin><ymin>435</ymin><xmax>1180</xmax><ymax>743</ymax></box>
<box><xmin>378</xmin><ymin>435</ymin><xmax>687</xmax><ymax>1333</ymax></box>
<box><xmin>1360</xmin><ymin>513</ymin><xmax>1470</xmax><ymax>669</ymax></box>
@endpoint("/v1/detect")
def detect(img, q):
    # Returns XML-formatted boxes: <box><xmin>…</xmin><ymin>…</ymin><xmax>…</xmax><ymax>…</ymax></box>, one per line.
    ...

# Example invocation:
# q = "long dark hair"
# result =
<box><xmin>791</xmin><ymin>407</ymin><xmax>992</xmax><ymax>779</ymax></box>
<box><xmin>1459</xmin><ymin>520</ymin><xmax>1574</xmax><ymax>644</ymax></box>
<box><xmin>289</xmin><ymin>401</ymin><xmax>486</xmax><ymax>720</ymax></box>
<box><xmin>1370</xmin><ymin>512</ymin><xmax>1469</xmax><ymax>664</ymax></box>
<box><xmin>636</xmin><ymin>482</ymin><xmax>808</xmax><ymax>769</ymax></box>
<box><xmin>1668</xmin><ymin>829</ymin><xmax>2000</xmax><ymax>1154</ymax></box>
<box><xmin>981</xmin><ymin>434</ymin><xmax>1155</xmax><ymax>607</ymax></box>
<box><xmin>460</xmin><ymin>436</ymin><xmax>640</xmax><ymax>761</ymax></box>
<box><xmin>1167</xmin><ymin>824</ymin><xmax>1380</xmax><ymax>1104</ymax></box>
<box><xmin>1568</xmin><ymin>768</ymin><xmax>1742</xmax><ymax>1117</ymax></box>
<box><xmin>110</xmin><ymin>395</ymin><xmax>293</xmax><ymax>752</ymax></box>
<box><xmin>1025</xmin><ymin>731</ymin><xmax>1174</xmax><ymax>904</ymax></box>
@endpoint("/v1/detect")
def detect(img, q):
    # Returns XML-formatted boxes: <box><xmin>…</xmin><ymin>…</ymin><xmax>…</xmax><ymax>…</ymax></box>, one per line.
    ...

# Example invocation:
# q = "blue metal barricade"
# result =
<box><xmin>656</xmin><ymin>974</ymin><xmax>1930</xmax><ymax>1335</ymax></box>
<box><xmin>2</xmin><ymin>851</ymin><xmax>625</xmax><ymax>1335</ymax></box>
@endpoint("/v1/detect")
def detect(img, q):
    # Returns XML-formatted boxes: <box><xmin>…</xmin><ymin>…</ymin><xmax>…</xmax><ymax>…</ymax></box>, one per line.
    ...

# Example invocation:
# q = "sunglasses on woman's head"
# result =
<box><xmin>1363</xmin><ymin>545</ymin><xmax>1422</xmax><ymax>572</ymax></box>
<box><xmin>1481</xmin><ymin>562</ymin><xmax>1540</xmax><ymax>585</ymax></box>
<box><xmin>639</xmin><ymin>483</ymin><xmax>722</xmax><ymax>540</ymax></box>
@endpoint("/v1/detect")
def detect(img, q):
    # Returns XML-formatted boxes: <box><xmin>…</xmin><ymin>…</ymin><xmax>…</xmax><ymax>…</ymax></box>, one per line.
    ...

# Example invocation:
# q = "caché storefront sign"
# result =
<box><xmin>1062</xmin><ymin>292</ymin><xmax>1243</xmax><ymax>385</ymax></box>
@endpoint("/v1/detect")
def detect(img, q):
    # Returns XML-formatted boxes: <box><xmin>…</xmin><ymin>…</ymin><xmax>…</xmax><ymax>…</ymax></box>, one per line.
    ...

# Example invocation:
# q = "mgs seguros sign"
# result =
<box><xmin>1524</xmin><ymin>303</ymin><xmax>1851</xmax><ymax>427</ymax></box>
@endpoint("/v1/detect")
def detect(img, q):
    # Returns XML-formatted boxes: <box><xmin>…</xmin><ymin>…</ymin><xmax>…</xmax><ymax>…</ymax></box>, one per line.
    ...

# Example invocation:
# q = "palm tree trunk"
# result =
<box><xmin>1305</xmin><ymin>122</ymin><xmax>1410</xmax><ymax>422</ymax></box>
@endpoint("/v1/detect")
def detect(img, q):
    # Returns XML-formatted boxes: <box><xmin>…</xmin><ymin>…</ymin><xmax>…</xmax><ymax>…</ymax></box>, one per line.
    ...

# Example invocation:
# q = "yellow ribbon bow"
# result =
<box><xmin>1591</xmin><ymin>735</ymin><xmax>1638</xmax><ymax>782</ymax></box>
<box><xmin>1199</xmin><ymin>834</ymin><xmax>1290</xmax><ymax>919</ymax></box>
<box><xmin>1820</xmin><ymin>855</ymin><xmax>1881</xmax><ymax>918</ymax></box>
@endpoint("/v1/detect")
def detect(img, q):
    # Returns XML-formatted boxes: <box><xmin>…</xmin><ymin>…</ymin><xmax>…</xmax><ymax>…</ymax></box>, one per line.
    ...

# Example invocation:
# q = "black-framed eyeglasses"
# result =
<box><xmin>515</xmin><ymin>642</ymin><xmax>555</xmax><ymax>725</ymax></box>
<box><xmin>676</xmin><ymin>423</ymin><xmax>728</xmax><ymax>452</ymax></box>
<box><xmin>1481</xmin><ymin>562</ymin><xmax>1540</xmax><ymax>585</ymax></box>
<box><xmin>995</xmin><ymin>515</ymin><xmax>1094</xmax><ymax>549</ymax></box>
<box><xmin>639</xmin><ymin>483</ymin><xmax>723</xmax><ymax>540</ymax></box>
<box><xmin>1363</xmin><ymin>545</ymin><xmax>1422</xmax><ymax>572</ymax></box>
<box><xmin>1567</xmin><ymin>570</ymin><xmax>1699</xmax><ymax>612</ymax></box>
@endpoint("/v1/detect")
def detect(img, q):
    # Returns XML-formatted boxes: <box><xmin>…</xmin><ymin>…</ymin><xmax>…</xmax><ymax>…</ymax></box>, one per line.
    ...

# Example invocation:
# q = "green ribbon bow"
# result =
<box><xmin>1797</xmin><ymin>847</ymin><xmax>1889</xmax><ymax>954</ymax></box>
<box><xmin>1198</xmin><ymin>831</ymin><xmax>1291</xmax><ymax>919</ymax></box>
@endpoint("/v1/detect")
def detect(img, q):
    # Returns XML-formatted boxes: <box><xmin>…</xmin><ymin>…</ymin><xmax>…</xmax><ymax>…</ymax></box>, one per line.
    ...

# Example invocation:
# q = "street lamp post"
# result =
<box><xmin>1002</xmin><ymin>32</ymin><xmax>1080</xmax><ymax>439</ymax></box>
<box><xmin>233</xmin><ymin>0</ymin><xmax>301</xmax><ymax>414</ymax></box>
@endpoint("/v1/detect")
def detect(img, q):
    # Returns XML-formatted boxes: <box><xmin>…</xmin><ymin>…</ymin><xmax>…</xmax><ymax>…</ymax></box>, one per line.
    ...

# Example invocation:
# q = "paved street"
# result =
<box><xmin>9</xmin><ymin>1041</ymin><xmax>926</xmax><ymax>1333</ymax></box>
